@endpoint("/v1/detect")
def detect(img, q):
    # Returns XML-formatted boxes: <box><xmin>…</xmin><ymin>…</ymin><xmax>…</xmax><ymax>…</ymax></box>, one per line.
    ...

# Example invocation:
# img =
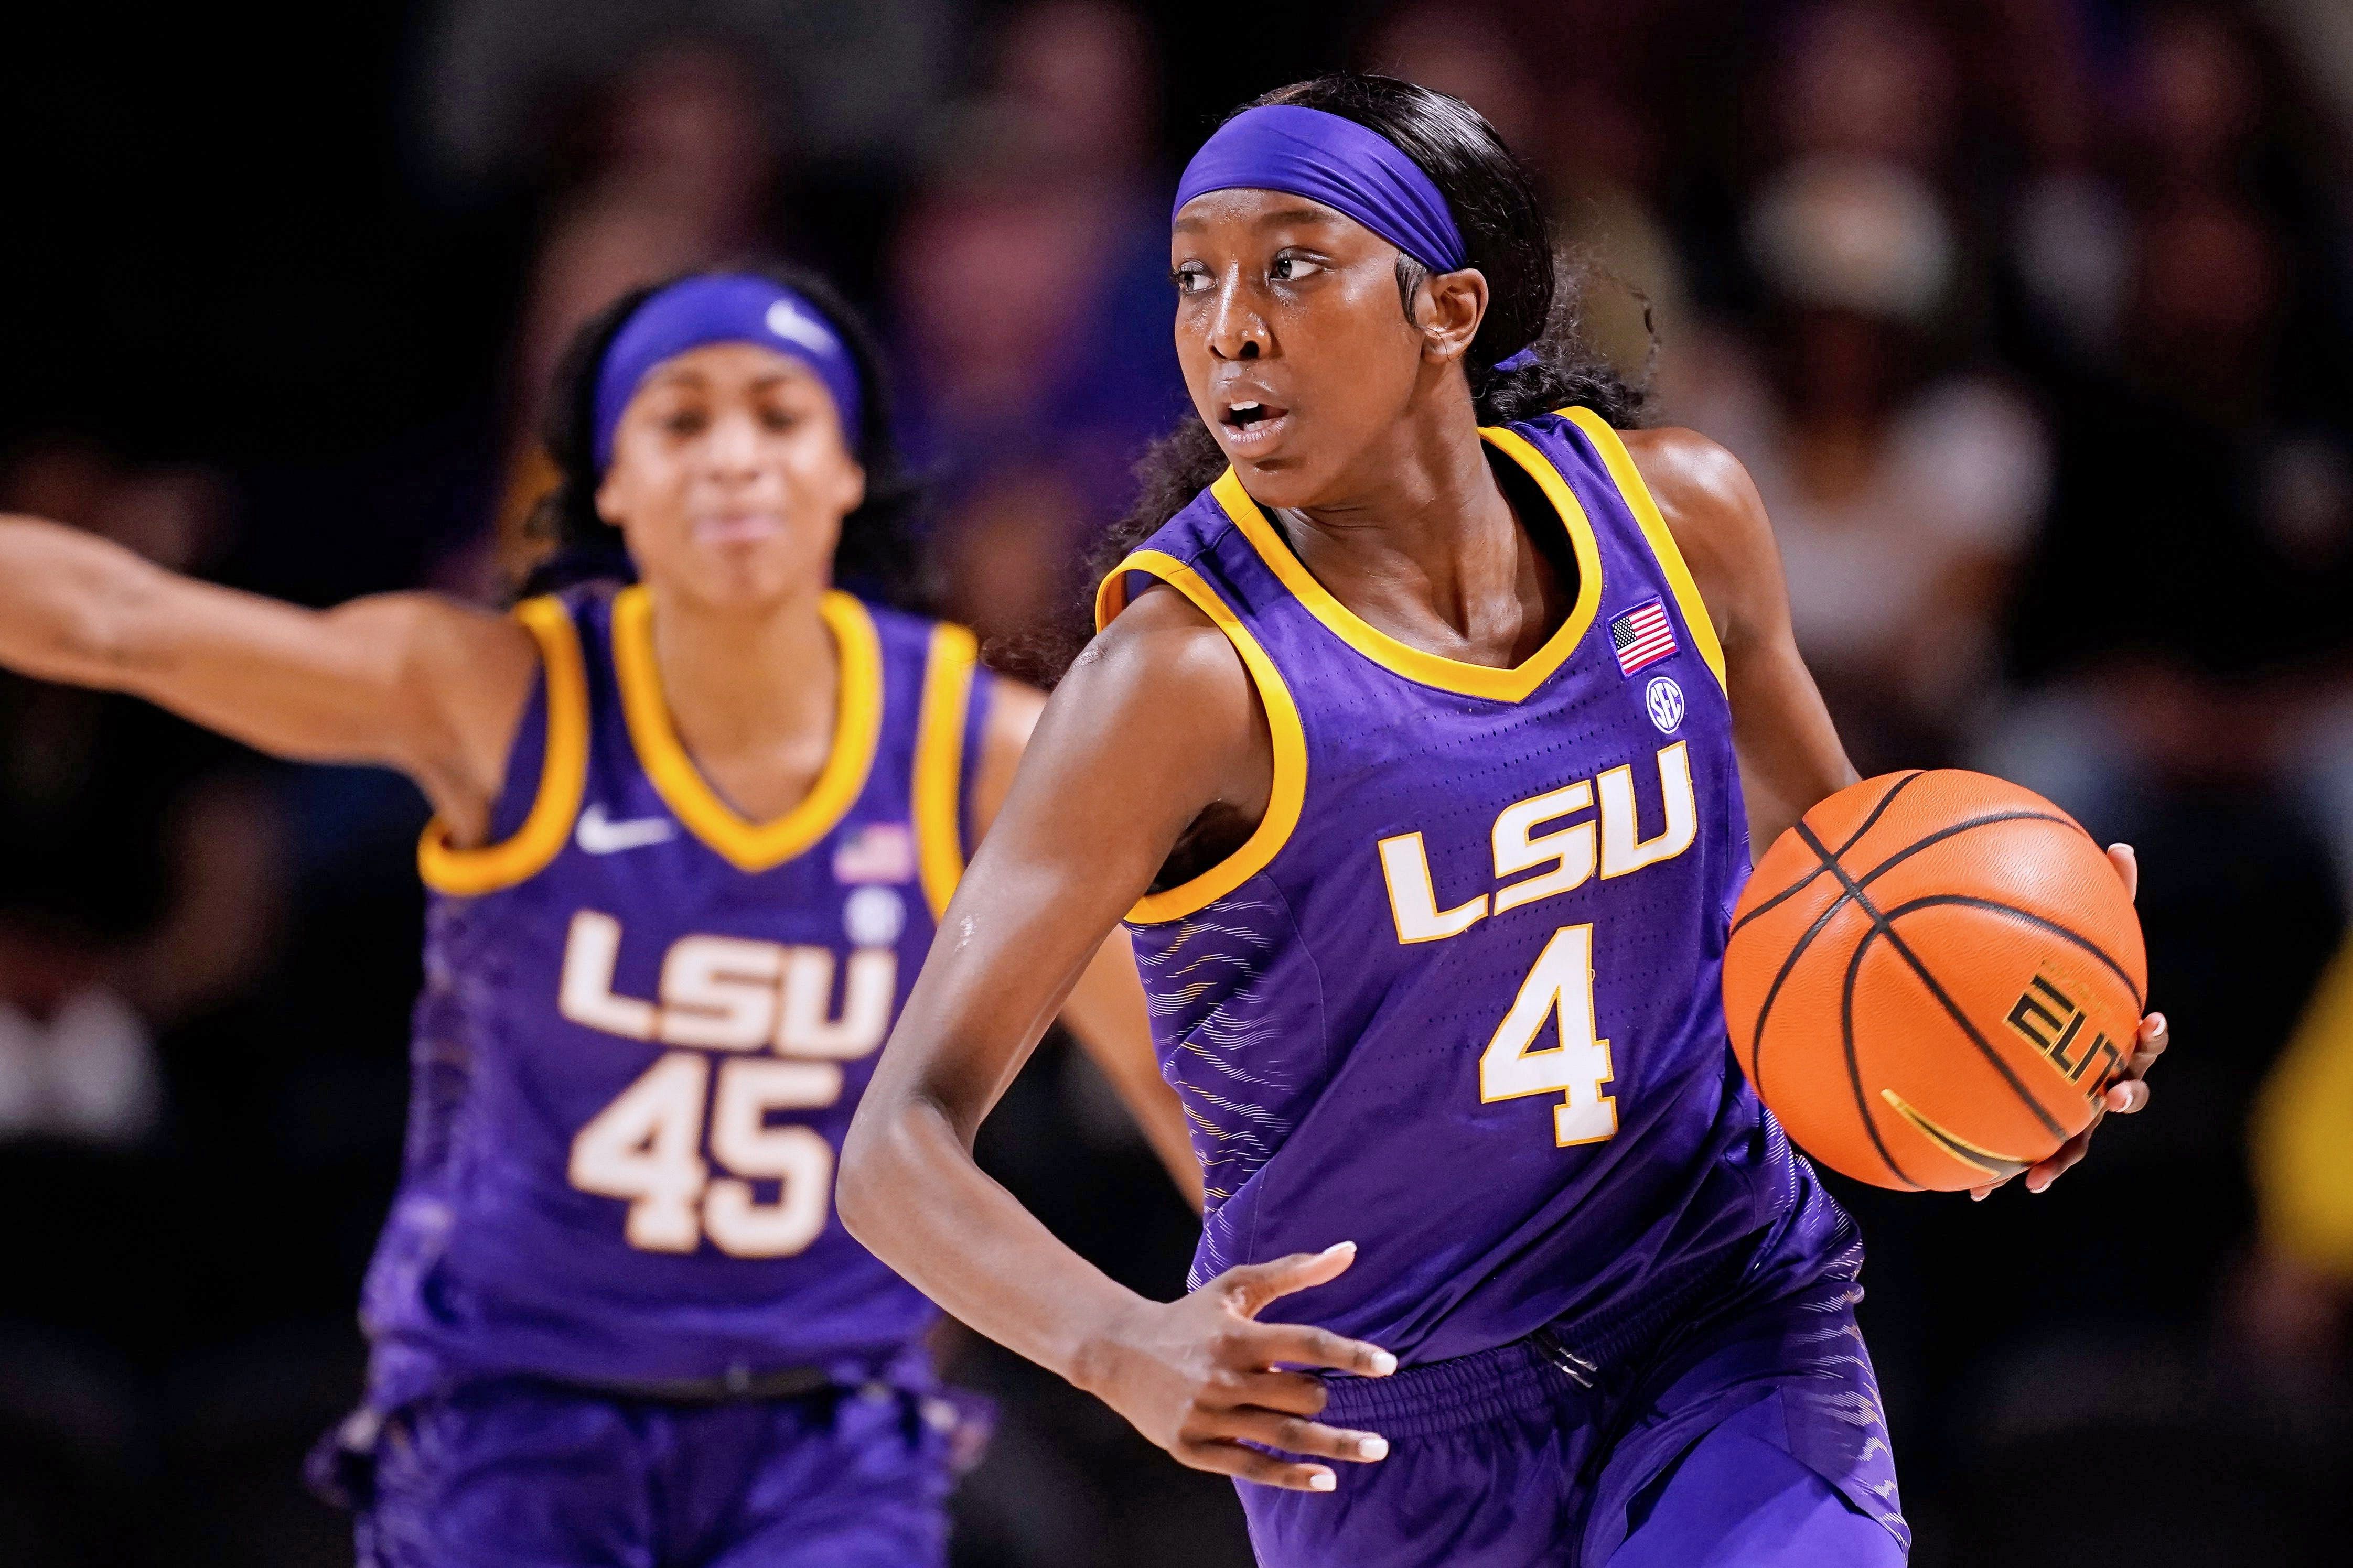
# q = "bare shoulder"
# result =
<box><xmin>1073</xmin><ymin>579</ymin><xmax>1253</xmax><ymax>705</ymax></box>
<box><xmin>1615</xmin><ymin>426</ymin><xmax>1784</xmax><ymax>648</ymax></box>
<box><xmin>392</xmin><ymin>591</ymin><xmax>543</xmax><ymax>682</ymax></box>
<box><xmin>1037</xmin><ymin>582</ymin><xmax>1265</xmax><ymax>807</ymax></box>
<box><xmin>366</xmin><ymin>591</ymin><xmax>546</xmax><ymax>806</ymax></box>
<box><xmin>980</xmin><ymin>585</ymin><xmax>1252</xmax><ymax>751</ymax></box>
<box><xmin>968</xmin><ymin>585</ymin><xmax>1261</xmax><ymax>833</ymax></box>
<box><xmin>385</xmin><ymin>593</ymin><xmax>543</xmax><ymax>736</ymax></box>
<box><xmin>1617</xmin><ymin>427</ymin><xmax>1774</xmax><ymax>575</ymax></box>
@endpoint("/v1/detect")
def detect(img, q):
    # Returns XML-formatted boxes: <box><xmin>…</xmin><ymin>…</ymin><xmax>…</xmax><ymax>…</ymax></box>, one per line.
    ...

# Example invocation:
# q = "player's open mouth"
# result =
<box><xmin>1219</xmin><ymin>399</ymin><xmax>1291</xmax><ymax>450</ymax></box>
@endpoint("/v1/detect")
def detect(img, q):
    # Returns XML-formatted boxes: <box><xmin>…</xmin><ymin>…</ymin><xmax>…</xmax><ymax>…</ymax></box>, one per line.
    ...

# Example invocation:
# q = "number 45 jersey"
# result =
<box><xmin>362</xmin><ymin>582</ymin><xmax>991</xmax><ymax>1410</ymax></box>
<box><xmin>1097</xmin><ymin>408</ymin><xmax>1856</xmax><ymax>1370</ymax></box>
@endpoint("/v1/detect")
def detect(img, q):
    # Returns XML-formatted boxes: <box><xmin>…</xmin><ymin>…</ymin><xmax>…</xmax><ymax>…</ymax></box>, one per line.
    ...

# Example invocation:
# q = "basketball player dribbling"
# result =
<box><xmin>0</xmin><ymin>267</ymin><xmax>1194</xmax><ymax>1567</ymax></box>
<box><xmin>841</xmin><ymin>78</ymin><xmax>2166</xmax><ymax>1565</ymax></box>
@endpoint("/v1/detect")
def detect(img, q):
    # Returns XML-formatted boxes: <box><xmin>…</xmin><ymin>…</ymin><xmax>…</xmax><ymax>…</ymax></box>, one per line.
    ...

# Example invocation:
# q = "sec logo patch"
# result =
<box><xmin>1645</xmin><ymin>675</ymin><xmax>1685</xmax><ymax>734</ymax></box>
<box><xmin>845</xmin><ymin>885</ymin><xmax>907</xmax><ymax>947</ymax></box>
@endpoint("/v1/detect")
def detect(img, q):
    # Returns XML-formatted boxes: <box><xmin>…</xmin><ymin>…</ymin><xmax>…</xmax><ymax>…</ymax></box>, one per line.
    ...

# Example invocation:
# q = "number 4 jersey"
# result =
<box><xmin>1095</xmin><ymin>408</ymin><xmax>1856</xmax><ymax>1369</ymax></box>
<box><xmin>361</xmin><ymin>581</ymin><xmax>990</xmax><ymax>1411</ymax></box>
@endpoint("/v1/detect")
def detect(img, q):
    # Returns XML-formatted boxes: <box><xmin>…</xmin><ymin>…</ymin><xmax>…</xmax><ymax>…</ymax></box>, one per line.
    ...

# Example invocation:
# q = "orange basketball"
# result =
<box><xmin>1722</xmin><ymin>770</ymin><xmax>2147</xmax><ymax>1192</ymax></box>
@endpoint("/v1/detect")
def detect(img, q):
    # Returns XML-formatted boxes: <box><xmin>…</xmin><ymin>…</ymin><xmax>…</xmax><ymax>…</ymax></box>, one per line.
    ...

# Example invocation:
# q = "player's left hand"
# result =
<box><xmin>1971</xmin><ymin>842</ymin><xmax>2165</xmax><ymax>1201</ymax></box>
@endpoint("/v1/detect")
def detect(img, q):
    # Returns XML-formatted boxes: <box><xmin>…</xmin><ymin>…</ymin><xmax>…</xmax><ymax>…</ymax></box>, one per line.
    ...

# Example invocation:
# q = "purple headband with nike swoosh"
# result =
<box><xmin>1173</xmin><ymin>105</ymin><xmax>1539</xmax><ymax>373</ymax></box>
<box><xmin>592</xmin><ymin>274</ymin><xmax>865</xmax><ymax>472</ymax></box>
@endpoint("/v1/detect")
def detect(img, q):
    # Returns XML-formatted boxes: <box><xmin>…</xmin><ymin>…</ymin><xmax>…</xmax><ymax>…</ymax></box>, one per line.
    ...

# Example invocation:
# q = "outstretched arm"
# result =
<box><xmin>0</xmin><ymin>514</ymin><xmax>536</xmax><ymax>833</ymax></box>
<box><xmin>969</xmin><ymin>677</ymin><xmax>1205</xmax><ymax>1210</ymax></box>
<box><xmin>841</xmin><ymin>590</ymin><xmax>1394</xmax><ymax>1492</ymax></box>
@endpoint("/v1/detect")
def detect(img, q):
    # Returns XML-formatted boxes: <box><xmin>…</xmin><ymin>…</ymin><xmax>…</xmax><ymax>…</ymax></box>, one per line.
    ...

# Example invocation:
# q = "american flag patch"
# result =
<box><xmin>833</xmin><ymin>822</ymin><xmax>915</xmax><ymax>884</ymax></box>
<box><xmin>1610</xmin><ymin>598</ymin><xmax>1678</xmax><ymax>676</ymax></box>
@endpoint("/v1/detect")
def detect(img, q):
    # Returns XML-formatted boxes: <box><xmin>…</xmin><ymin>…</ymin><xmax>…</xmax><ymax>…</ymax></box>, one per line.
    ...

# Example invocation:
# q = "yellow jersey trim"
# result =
<box><xmin>610</xmin><ymin>583</ymin><xmax>883</xmax><ymax>873</ymax></box>
<box><xmin>913</xmin><ymin>621</ymin><xmax>981</xmax><ymax>920</ymax></box>
<box><xmin>417</xmin><ymin>595</ymin><xmax>591</xmax><ymax>896</ymax></box>
<box><xmin>1093</xmin><ymin>550</ymin><xmax>1308</xmax><ymax>924</ymax></box>
<box><xmin>1204</xmin><ymin>430</ymin><xmax>1604</xmax><ymax>703</ymax></box>
<box><xmin>1561</xmin><ymin>407</ymin><xmax>1729</xmax><ymax>693</ymax></box>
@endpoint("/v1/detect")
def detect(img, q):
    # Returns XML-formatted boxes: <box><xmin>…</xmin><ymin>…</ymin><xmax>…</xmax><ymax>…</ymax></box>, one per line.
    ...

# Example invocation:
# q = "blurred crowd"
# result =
<box><xmin>5</xmin><ymin>2</ymin><xmax>2353</xmax><ymax>1564</ymax></box>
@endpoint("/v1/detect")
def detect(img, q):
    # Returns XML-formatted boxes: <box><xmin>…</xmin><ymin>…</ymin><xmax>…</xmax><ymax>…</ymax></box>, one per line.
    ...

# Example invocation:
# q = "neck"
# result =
<box><xmin>1285</xmin><ymin>372</ymin><xmax>1531</xmax><ymax>645</ymax></box>
<box><xmin>643</xmin><ymin>579</ymin><xmax>839</xmax><ymax>773</ymax></box>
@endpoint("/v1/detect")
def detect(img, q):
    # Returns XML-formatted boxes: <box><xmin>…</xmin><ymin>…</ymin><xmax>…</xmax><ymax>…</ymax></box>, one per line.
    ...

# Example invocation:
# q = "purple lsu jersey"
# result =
<box><xmin>362</xmin><ymin>582</ymin><xmax>990</xmax><ymax>1409</ymax></box>
<box><xmin>1095</xmin><ymin>407</ymin><xmax>1855</xmax><ymax>1369</ymax></box>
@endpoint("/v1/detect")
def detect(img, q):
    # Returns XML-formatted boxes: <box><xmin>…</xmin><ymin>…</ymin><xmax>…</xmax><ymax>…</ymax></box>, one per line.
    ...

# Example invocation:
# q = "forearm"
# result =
<box><xmin>840</xmin><ymin>602</ymin><xmax>1400</xmax><ymax>1491</ymax></box>
<box><xmin>845</xmin><ymin>593</ymin><xmax>1270</xmax><ymax>1392</ymax></box>
<box><xmin>0</xmin><ymin>515</ymin><xmax>159</xmax><ymax>686</ymax></box>
<box><xmin>0</xmin><ymin>515</ymin><xmax>531</xmax><ymax>784</ymax></box>
<box><xmin>838</xmin><ymin>1088</ymin><xmax>1148</xmax><ymax>1392</ymax></box>
<box><xmin>1726</xmin><ymin>622</ymin><xmax>1856</xmax><ymax>850</ymax></box>
<box><xmin>1734</xmin><ymin>722</ymin><xmax>1857</xmax><ymax>852</ymax></box>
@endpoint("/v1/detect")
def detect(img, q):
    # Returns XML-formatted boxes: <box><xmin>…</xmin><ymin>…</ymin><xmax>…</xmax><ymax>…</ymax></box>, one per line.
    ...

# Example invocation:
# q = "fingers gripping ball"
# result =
<box><xmin>1722</xmin><ymin>771</ymin><xmax>2147</xmax><ymax>1192</ymax></box>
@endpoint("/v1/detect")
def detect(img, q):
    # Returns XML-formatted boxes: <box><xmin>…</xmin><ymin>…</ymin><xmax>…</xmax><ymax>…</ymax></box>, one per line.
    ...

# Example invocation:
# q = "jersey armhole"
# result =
<box><xmin>1560</xmin><ymin>406</ymin><xmax>1731</xmax><ymax>693</ymax></box>
<box><xmin>1093</xmin><ymin>549</ymin><xmax>1307</xmax><ymax>925</ymax></box>
<box><xmin>416</xmin><ymin>595</ymin><xmax>591</xmax><ymax>896</ymax></box>
<box><xmin>913</xmin><ymin>621</ymin><xmax>981</xmax><ymax>921</ymax></box>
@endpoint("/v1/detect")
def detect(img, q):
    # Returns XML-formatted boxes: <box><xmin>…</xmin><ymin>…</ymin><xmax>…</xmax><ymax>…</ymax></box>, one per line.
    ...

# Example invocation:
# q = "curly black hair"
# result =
<box><xmin>1004</xmin><ymin>73</ymin><xmax>1646</xmax><ymax>683</ymax></box>
<box><xmin>519</xmin><ymin>263</ymin><xmax>928</xmax><ymax>610</ymax></box>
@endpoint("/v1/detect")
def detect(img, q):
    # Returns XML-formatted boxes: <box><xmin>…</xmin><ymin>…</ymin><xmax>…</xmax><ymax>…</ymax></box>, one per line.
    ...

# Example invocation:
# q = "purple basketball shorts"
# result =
<box><xmin>1240</xmin><ymin>1278</ymin><xmax>1908</xmax><ymax>1568</ymax></box>
<box><xmin>350</xmin><ymin>1378</ymin><xmax>960</xmax><ymax>1568</ymax></box>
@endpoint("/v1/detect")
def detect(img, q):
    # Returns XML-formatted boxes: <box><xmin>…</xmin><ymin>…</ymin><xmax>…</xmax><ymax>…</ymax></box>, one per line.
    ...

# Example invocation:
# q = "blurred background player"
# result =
<box><xmin>0</xmin><ymin>266</ymin><xmax>1192</xmax><ymax>1568</ymax></box>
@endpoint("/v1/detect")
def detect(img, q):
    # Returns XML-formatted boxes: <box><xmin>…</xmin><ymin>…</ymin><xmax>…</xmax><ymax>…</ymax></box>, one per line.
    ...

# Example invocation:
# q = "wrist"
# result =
<box><xmin>1065</xmin><ymin>1290</ymin><xmax>1154</xmax><ymax>1399</ymax></box>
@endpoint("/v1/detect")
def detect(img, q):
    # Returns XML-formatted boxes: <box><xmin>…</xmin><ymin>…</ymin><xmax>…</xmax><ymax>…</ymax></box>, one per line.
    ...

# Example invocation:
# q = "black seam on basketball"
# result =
<box><xmin>1878</xmin><ymin>894</ymin><xmax>2145</xmax><ymax>1013</ymax></box>
<box><xmin>1840</xmin><ymin>921</ymin><xmax>1922</xmax><ymax>1189</ymax></box>
<box><xmin>1852</xmin><ymin>811</ymin><xmax>2075</xmax><ymax>891</ymax></box>
<box><xmin>1740</xmin><ymin>806</ymin><xmax>2071</xmax><ymax>1101</ymax></box>
<box><xmin>1746</xmin><ymin>894</ymin><xmax>1859</xmax><ymax>1105</ymax></box>
<box><xmin>1795</xmin><ymin>820</ymin><xmax>2069</xmax><ymax>1142</ymax></box>
<box><xmin>1729</xmin><ymin>771</ymin><xmax>1925</xmax><ymax>938</ymax></box>
<box><xmin>1731</xmin><ymin>797</ymin><xmax>2060</xmax><ymax>948</ymax></box>
<box><xmin>1875</xmin><ymin>895</ymin><xmax>2139</xmax><ymax>1134</ymax></box>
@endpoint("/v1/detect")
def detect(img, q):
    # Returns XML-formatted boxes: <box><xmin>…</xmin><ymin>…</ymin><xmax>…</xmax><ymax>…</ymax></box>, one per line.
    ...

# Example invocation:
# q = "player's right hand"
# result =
<box><xmin>1075</xmin><ymin>1240</ymin><xmax>1397</xmax><ymax>1492</ymax></box>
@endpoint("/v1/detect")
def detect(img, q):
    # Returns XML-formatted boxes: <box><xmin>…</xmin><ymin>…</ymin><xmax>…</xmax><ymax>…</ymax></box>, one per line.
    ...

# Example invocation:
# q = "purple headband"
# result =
<box><xmin>592</xmin><ymin>274</ymin><xmax>865</xmax><ymax>472</ymax></box>
<box><xmin>1172</xmin><ymin>105</ymin><xmax>1539</xmax><ymax>373</ymax></box>
<box><xmin>1173</xmin><ymin>104</ymin><xmax>1467</xmax><ymax>272</ymax></box>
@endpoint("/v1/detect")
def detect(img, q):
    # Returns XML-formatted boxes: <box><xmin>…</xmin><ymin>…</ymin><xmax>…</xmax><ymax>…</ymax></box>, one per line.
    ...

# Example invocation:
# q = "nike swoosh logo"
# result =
<box><xmin>1879</xmin><ymin>1089</ymin><xmax>2032</xmax><ymax>1181</ymax></box>
<box><xmin>575</xmin><ymin>804</ymin><xmax>677</xmax><ymax>855</ymax></box>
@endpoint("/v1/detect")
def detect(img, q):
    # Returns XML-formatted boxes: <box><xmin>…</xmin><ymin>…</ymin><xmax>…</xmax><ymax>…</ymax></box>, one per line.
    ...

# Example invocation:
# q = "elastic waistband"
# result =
<box><xmin>370</xmin><ymin>1332</ymin><xmax>941</xmax><ymax>1415</ymax></box>
<box><xmin>1318</xmin><ymin>1248</ymin><xmax>1764</xmax><ymax>1438</ymax></box>
<box><xmin>561</xmin><ymin>1364</ymin><xmax>839</xmax><ymax>1405</ymax></box>
<box><xmin>1317</xmin><ymin>1336</ymin><xmax>1582</xmax><ymax>1438</ymax></box>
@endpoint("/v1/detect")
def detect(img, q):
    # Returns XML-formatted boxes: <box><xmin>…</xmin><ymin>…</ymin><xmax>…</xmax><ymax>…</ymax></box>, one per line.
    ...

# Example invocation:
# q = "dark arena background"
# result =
<box><xmin>5</xmin><ymin>2</ymin><xmax>2353</xmax><ymax>1563</ymax></box>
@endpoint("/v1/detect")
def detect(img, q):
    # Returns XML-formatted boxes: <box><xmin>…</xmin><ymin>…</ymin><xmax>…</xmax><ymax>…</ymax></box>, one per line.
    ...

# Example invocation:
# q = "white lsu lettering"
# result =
<box><xmin>556</xmin><ymin>909</ymin><xmax>897</xmax><ymax>1058</ymax></box>
<box><xmin>1378</xmin><ymin>741</ymin><xmax>1697</xmax><ymax>945</ymax></box>
<box><xmin>557</xmin><ymin>910</ymin><xmax>899</xmax><ymax>1257</ymax></box>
